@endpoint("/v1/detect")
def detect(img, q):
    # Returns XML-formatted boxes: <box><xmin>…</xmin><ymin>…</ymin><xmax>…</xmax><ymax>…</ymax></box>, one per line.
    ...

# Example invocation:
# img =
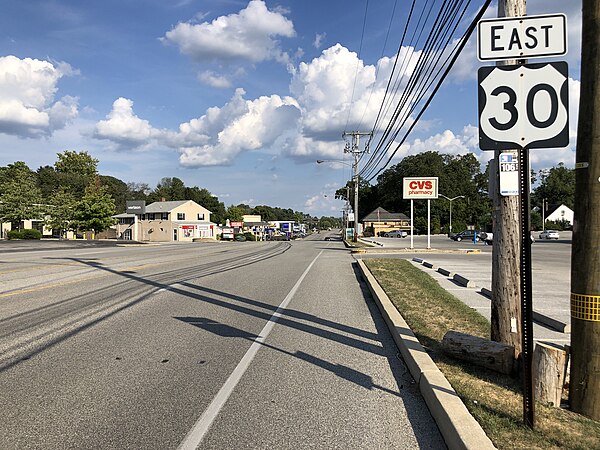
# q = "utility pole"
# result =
<box><xmin>570</xmin><ymin>0</ymin><xmax>600</xmax><ymax>421</ymax></box>
<box><xmin>491</xmin><ymin>0</ymin><xmax>525</xmax><ymax>357</ymax></box>
<box><xmin>342</xmin><ymin>131</ymin><xmax>371</xmax><ymax>242</ymax></box>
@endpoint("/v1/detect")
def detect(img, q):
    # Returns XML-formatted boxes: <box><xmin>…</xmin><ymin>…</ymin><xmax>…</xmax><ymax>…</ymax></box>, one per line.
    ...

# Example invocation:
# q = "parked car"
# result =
<box><xmin>539</xmin><ymin>229</ymin><xmax>560</xmax><ymax>240</ymax></box>
<box><xmin>451</xmin><ymin>230</ymin><xmax>486</xmax><ymax>242</ymax></box>
<box><xmin>482</xmin><ymin>232</ymin><xmax>535</xmax><ymax>244</ymax></box>
<box><xmin>383</xmin><ymin>230</ymin><xmax>408</xmax><ymax>238</ymax></box>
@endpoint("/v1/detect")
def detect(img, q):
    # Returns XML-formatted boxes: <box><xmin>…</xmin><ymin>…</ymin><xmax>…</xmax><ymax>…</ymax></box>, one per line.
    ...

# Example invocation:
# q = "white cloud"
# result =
<box><xmin>175</xmin><ymin>88</ymin><xmax>302</xmax><ymax>166</ymax></box>
<box><xmin>0</xmin><ymin>55</ymin><xmax>79</xmax><ymax>138</ymax></box>
<box><xmin>198</xmin><ymin>71</ymin><xmax>232</xmax><ymax>89</ymax></box>
<box><xmin>162</xmin><ymin>0</ymin><xmax>295</xmax><ymax>64</ymax></box>
<box><xmin>93</xmin><ymin>98</ymin><xmax>160</xmax><ymax>150</ymax></box>
<box><xmin>313</xmin><ymin>33</ymin><xmax>326</xmax><ymax>49</ymax></box>
<box><xmin>290</xmin><ymin>44</ymin><xmax>420</xmax><ymax>142</ymax></box>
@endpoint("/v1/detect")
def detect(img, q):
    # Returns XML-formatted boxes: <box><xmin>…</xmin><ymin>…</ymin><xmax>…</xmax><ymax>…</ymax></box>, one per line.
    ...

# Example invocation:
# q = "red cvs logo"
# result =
<box><xmin>409</xmin><ymin>180</ymin><xmax>432</xmax><ymax>190</ymax></box>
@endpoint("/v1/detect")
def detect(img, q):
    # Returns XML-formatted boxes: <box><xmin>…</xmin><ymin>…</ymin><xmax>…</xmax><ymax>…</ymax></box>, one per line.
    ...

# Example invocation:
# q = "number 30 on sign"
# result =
<box><xmin>478</xmin><ymin>62</ymin><xmax>569</xmax><ymax>150</ymax></box>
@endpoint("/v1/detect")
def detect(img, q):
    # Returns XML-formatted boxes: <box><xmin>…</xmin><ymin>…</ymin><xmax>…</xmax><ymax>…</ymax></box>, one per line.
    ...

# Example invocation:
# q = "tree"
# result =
<box><xmin>532</xmin><ymin>163</ymin><xmax>575</xmax><ymax>209</ymax></box>
<box><xmin>54</xmin><ymin>150</ymin><xmax>99</xmax><ymax>197</ymax></box>
<box><xmin>226</xmin><ymin>206</ymin><xmax>245</xmax><ymax>222</ymax></box>
<box><xmin>0</xmin><ymin>162</ymin><xmax>43</xmax><ymax>229</ymax></box>
<box><xmin>148</xmin><ymin>177</ymin><xmax>186</xmax><ymax>202</ymax></box>
<box><xmin>73</xmin><ymin>179</ymin><xmax>116</xmax><ymax>236</ymax></box>
<box><xmin>99</xmin><ymin>175</ymin><xmax>129</xmax><ymax>213</ymax></box>
<box><xmin>55</xmin><ymin>150</ymin><xmax>98</xmax><ymax>177</ymax></box>
<box><xmin>45</xmin><ymin>188</ymin><xmax>77</xmax><ymax>236</ymax></box>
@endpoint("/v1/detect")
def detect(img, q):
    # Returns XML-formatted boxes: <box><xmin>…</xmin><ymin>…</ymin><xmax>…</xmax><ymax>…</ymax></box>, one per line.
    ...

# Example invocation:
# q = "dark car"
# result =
<box><xmin>451</xmin><ymin>230</ymin><xmax>486</xmax><ymax>242</ymax></box>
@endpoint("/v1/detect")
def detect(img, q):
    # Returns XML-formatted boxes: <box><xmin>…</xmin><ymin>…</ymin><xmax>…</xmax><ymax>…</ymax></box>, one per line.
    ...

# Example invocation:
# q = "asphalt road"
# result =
<box><xmin>0</xmin><ymin>237</ymin><xmax>444</xmax><ymax>449</ymax></box>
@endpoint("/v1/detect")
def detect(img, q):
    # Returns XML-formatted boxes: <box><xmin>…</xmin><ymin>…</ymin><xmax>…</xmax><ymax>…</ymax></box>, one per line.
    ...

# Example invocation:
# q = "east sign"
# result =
<box><xmin>403</xmin><ymin>177</ymin><xmax>439</xmax><ymax>199</ymax></box>
<box><xmin>477</xmin><ymin>14</ymin><xmax>567</xmax><ymax>61</ymax></box>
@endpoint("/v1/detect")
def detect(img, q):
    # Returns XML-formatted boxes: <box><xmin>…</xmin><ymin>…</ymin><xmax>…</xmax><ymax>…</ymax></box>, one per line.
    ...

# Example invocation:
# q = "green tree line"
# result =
<box><xmin>336</xmin><ymin>151</ymin><xmax>575</xmax><ymax>234</ymax></box>
<box><xmin>0</xmin><ymin>150</ymin><xmax>339</xmax><ymax>237</ymax></box>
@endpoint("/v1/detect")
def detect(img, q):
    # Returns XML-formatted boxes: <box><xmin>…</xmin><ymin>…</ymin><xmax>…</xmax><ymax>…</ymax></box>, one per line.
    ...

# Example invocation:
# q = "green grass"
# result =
<box><xmin>364</xmin><ymin>258</ymin><xmax>600</xmax><ymax>450</ymax></box>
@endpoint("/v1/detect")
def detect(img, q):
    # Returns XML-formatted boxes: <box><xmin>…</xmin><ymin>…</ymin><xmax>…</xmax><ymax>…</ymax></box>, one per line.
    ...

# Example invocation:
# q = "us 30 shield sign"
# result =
<box><xmin>478</xmin><ymin>62</ymin><xmax>569</xmax><ymax>150</ymax></box>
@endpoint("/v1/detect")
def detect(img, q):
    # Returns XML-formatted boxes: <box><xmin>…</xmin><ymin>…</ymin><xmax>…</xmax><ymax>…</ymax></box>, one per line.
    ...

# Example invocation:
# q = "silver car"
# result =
<box><xmin>539</xmin><ymin>229</ymin><xmax>560</xmax><ymax>240</ymax></box>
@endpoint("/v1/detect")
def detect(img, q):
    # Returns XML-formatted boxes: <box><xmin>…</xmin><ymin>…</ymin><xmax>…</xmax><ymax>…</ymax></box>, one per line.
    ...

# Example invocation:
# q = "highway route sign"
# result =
<box><xmin>478</xmin><ymin>62</ymin><xmax>569</xmax><ymax>150</ymax></box>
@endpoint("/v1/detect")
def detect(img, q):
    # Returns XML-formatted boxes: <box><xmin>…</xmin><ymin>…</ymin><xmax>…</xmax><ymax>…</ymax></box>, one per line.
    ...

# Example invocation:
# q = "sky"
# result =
<box><xmin>0</xmin><ymin>0</ymin><xmax>582</xmax><ymax>217</ymax></box>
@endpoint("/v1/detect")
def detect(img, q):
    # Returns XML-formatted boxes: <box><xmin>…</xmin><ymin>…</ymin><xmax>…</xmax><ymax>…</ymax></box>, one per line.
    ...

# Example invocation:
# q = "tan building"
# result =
<box><xmin>114</xmin><ymin>200</ymin><xmax>215</xmax><ymax>242</ymax></box>
<box><xmin>362</xmin><ymin>207</ymin><xmax>410</xmax><ymax>236</ymax></box>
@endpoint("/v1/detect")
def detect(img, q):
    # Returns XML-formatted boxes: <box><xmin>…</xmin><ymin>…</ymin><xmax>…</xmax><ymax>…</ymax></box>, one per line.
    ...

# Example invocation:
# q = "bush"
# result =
<box><xmin>7</xmin><ymin>229</ymin><xmax>42</xmax><ymax>240</ymax></box>
<box><xmin>243</xmin><ymin>232</ymin><xmax>257</xmax><ymax>241</ymax></box>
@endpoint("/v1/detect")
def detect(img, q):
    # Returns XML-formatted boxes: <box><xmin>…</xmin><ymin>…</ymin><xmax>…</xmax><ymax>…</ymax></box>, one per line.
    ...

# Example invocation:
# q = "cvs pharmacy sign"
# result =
<box><xmin>403</xmin><ymin>177</ymin><xmax>439</xmax><ymax>199</ymax></box>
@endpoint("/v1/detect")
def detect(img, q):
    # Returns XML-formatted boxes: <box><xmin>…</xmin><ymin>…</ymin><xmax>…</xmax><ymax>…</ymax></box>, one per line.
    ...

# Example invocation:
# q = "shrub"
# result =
<box><xmin>7</xmin><ymin>230</ymin><xmax>22</xmax><ymax>240</ymax></box>
<box><xmin>6</xmin><ymin>229</ymin><xmax>42</xmax><ymax>240</ymax></box>
<box><xmin>243</xmin><ymin>232</ymin><xmax>257</xmax><ymax>241</ymax></box>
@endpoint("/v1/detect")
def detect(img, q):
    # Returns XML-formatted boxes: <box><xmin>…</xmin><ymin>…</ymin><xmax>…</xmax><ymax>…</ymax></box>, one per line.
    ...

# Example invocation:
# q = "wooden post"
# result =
<box><xmin>533</xmin><ymin>342</ymin><xmax>567</xmax><ymax>407</ymax></box>
<box><xmin>570</xmin><ymin>0</ymin><xmax>600</xmax><ymax>420</ymax></box>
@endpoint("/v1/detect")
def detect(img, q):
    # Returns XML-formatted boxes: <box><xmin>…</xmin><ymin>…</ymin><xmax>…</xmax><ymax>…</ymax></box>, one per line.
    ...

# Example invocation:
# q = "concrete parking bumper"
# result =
<box><xmin>357</xmin><ymin>259</ymin><xmax>496</xmax><ymax>450</ymax></box>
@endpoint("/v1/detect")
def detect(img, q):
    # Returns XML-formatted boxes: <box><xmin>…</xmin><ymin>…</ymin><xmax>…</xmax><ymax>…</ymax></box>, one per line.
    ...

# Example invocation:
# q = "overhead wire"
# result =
<box><xmin>363</xmin><ymin>0</ymin><xmax>467</xmax><ymax>178</ymax></box>
<box><xmin>343</xmin><ymin>0</ymin><xmax>371</xmax><ymax>133</ymax></box>
<box><xmin>356</xmin><ymin>0</ymin><xmax>400</xmax><ymax>131</ymax></box>
<box><xmin>359</xmin><ymin>0</ymin><xmax>493</xmax><ymax>182</ymax></box>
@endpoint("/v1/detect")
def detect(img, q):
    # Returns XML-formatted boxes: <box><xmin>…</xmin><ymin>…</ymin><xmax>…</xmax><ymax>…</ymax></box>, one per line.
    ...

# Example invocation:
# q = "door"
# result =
<box><xmin>173</xmin><ymin>228</ymin><xmax>178</xmax><ymax>241</ymax></box>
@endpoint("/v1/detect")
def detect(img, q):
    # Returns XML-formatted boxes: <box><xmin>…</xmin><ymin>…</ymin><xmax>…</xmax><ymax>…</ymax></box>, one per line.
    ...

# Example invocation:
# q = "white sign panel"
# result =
<box><xmin>478</xmin><ymin>62</ymin><xmax>569</xmax><ymax>150</ymax></box>
<box><xmin>478</xmin><ymin>14</ymin><xmax>567</xmax><ymax>61</ymax></box>
<box><xmin>403</xmin><ymin>177</ymin><xmax>439</xmax><ymax>199</ymax></box>
<box><xmin>499</xmin><ymin>151</ymin><xmax>519</xmax><ymax>196</ymax></box>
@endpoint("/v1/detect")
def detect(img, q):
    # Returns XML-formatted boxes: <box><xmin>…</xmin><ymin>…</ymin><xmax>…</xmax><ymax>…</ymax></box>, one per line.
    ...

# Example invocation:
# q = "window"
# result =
<box><xmin>177</xmin><ymin>212</ymin><xmax>185</xmax><ymax>220</ymax></box>
<box><xmin>147</xmin><ymin>213</ymin><xmax>156</xmax><ymax>220</ymax></box>
<box><xmin>197</xmin><ymin>213</ymin><xmax>204</xmax><ymax>221</ymax></box>
<box><xmin>161</xmin><ymin>213</ymin><xmax>169</xmax><ymax>220</ymax></box>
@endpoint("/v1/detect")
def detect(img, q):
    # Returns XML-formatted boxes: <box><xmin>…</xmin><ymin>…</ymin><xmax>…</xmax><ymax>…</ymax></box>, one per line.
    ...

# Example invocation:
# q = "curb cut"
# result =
<box><xmin>356</xmin><ymin>259</ymin><xmax>496</xmax><ymax>450</ymax></box>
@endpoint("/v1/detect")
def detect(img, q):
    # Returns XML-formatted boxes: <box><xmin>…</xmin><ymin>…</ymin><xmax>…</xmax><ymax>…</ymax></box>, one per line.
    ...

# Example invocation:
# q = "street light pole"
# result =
<box><xmin>439</xmin><ymin>194</ymin><xmax>465</xmax><ymax>236</ymax></box>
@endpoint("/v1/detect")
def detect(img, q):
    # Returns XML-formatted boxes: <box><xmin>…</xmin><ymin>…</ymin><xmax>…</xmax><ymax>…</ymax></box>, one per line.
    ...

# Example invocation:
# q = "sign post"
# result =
<box><xmin>477</xmin><ymin>12</ymin><xmax>569</xmax><ymax>429</ymax></box>
<box><xmin>403</xmin><ymin>177</ymin><xmax>439</xmax><ymax>249</ymax></box>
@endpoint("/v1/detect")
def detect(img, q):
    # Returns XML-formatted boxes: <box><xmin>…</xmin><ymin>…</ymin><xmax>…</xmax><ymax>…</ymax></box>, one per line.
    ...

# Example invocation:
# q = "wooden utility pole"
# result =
<box><xmin>342</xmin><ymin>131</ymin><xmax>371</xmax><ymax>242</ymax></box>
<box><xmin>570</xmin><ymin>0</ymin><xmax>600</xmax><ymax>421</ymax></box>
<box><xmin>490</xmin><ymin>0</ymin><xmax>525</xmax><ymax>357</ymax></box>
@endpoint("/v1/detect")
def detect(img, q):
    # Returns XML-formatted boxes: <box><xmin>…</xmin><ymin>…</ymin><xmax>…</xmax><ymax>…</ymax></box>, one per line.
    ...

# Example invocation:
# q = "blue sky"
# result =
<box><xmin>0</xmin><ymin>0</ymin><xmax>582</xmax><ymax>217</ymax></box>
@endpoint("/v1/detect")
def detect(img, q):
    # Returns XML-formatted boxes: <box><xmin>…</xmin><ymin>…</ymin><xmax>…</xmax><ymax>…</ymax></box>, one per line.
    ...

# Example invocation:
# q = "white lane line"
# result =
<box><xmin>178</xmin><ymin>249</ymin><xmax>324</xmax><ymax>450</ymax></box>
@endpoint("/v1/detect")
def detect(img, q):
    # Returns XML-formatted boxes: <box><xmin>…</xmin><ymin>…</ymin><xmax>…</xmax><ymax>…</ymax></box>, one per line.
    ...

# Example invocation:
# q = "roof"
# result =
<box><xmin>113</xmin><ymin>213</ymin><xmax>136</xmax><ymax>218</ymax></box>
<box><xmin>145</xmin><ymin>200</ymin><xmax>189</xmax><ymax>212</ymax></box>
<box><xmin>362</xmin><ymin>207</ymin><xmax>409</xmax><ymax>222</ymax></box>
<box><xmin>145</xmin><ymin>200</ymin><xmax>212</xmax><ymax>214</ymax></box>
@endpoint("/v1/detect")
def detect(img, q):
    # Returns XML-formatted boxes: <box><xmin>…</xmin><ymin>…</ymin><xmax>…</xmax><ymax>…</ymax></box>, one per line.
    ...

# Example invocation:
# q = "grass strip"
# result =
<box><xmin>364</xmin><ymin>258</ymin><xmax>600</xmax><ymax>450</ymax></box>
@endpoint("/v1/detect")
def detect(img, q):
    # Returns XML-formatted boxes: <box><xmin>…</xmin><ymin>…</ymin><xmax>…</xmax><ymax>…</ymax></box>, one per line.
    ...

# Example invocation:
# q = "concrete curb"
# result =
<box><xmin>356</xmin><ymin>259</ymin><xmax>496</xmax><ymax>450</ymax></box>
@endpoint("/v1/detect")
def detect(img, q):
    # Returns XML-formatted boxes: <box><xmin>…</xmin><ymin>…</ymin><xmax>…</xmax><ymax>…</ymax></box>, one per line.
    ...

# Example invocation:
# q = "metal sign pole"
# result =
<box><xmin>519</xmin><ymin>146</ymin><xmax>535</xmax><ymax>428</ymax></box>
<box><xmin>410</xmin><ymin>200</ymin><xmax>414</xmax><ymax>249</ymax></box>
<box><xmin>427</xmin><ymin>199</ymin><xmax>431</xmax><ymax>249</ymax></box>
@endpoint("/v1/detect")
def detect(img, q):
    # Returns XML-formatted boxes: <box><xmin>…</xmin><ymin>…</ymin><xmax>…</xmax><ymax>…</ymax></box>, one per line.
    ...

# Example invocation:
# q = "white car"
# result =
<box><xmin>539</xmin><ymin>230</ymin><xmax>560</xmax><ymax>240</ymax></box>
<box><xmin>384</xmin><ymin>230</ymin><xmax>407</xmax><ymax>238</ymax></box>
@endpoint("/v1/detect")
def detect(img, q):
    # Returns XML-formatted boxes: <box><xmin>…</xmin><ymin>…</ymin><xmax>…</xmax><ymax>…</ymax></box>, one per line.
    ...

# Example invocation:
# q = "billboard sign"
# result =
<box><xmin>403</xmin><ymin>177</ymin><xmax>439</xmax><ymax>199</ymax></box>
